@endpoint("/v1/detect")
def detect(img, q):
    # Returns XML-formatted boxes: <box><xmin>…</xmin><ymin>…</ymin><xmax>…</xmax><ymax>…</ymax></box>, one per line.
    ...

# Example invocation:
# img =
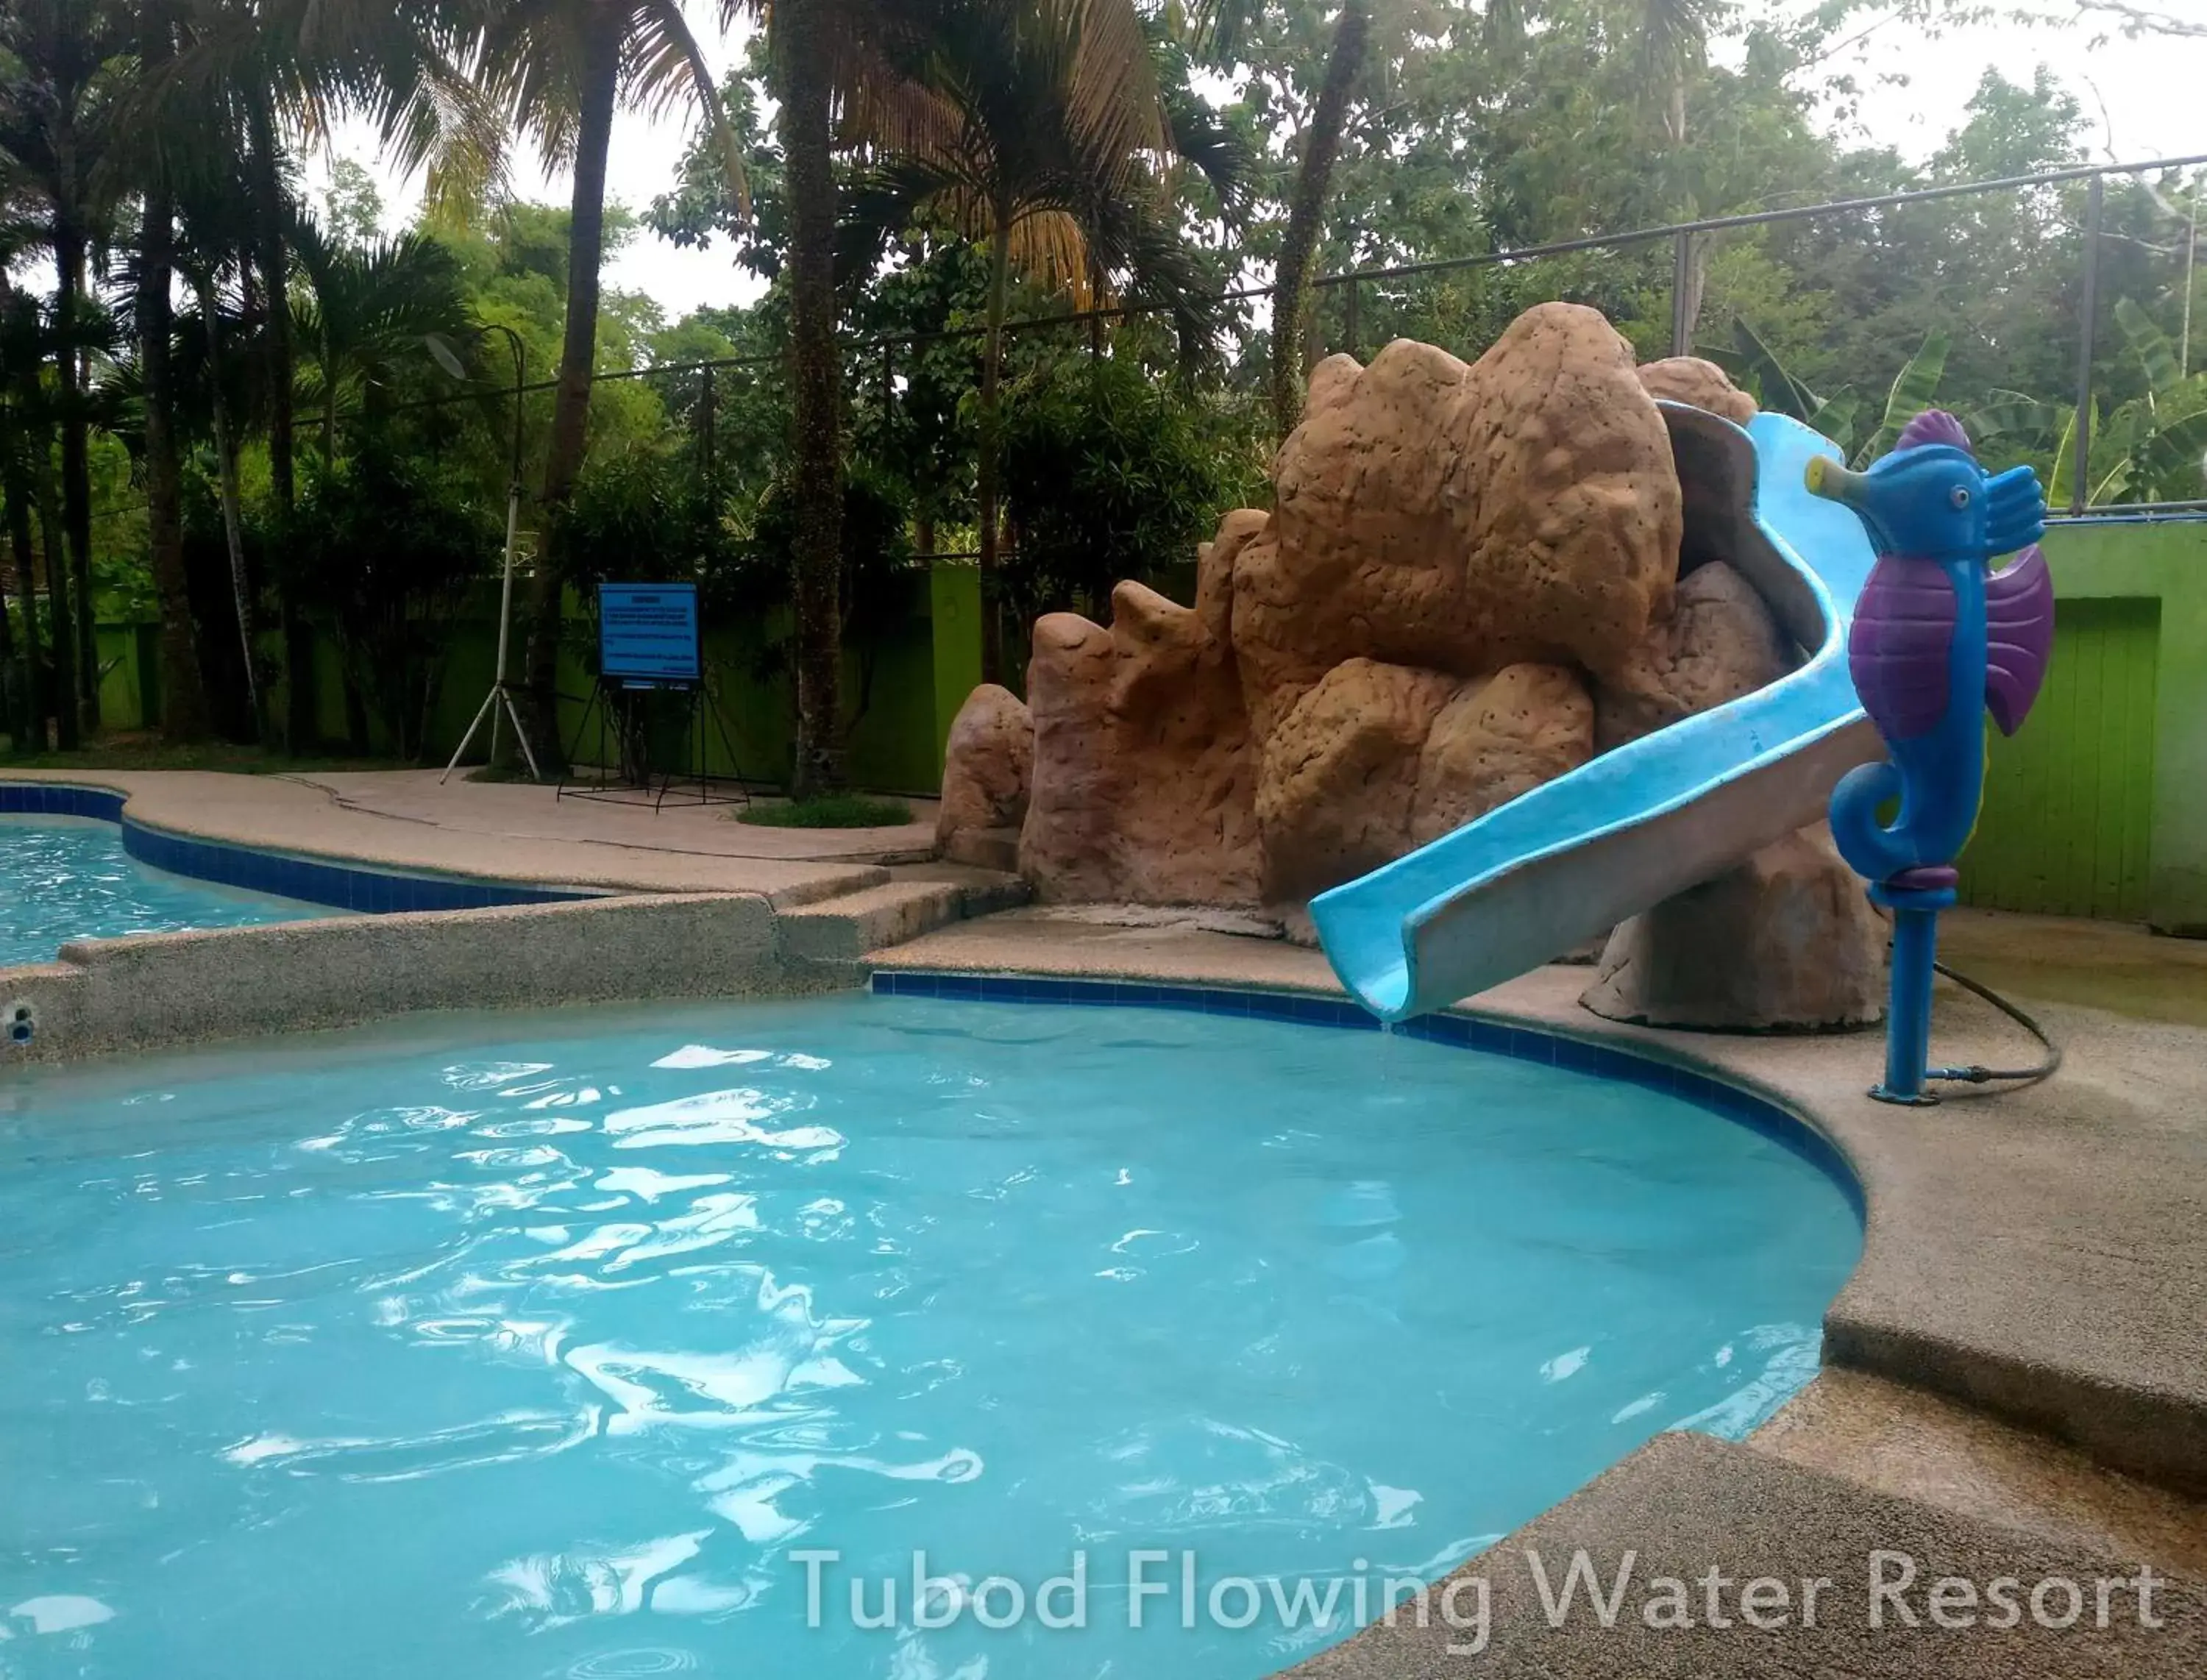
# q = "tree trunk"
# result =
<box><xmin>527</xmin><ymin>11</ymin><xmax>622</xmax><ymax>769</ymax></box>
<box><xmin>196</xmin><ymin>276</ymin><xmax>262</xmax><ymax>729</ymax></box>
<box><xmin>781</xmin><ymin>0</ymin><xmax>846</xmax><ymax>798</ymax></box>
<box><xmin>1269</xmin><ymin>0</ymin><xmax>1369</xmax><ymax>438</ymax></box>
<box><xmin>135</xmin><ymin>36</ymin><xmax>213</xmax><ymax>746</ymax></box>
<box><xmin>0</xmin><ymin>469</ymin><xmax>21</xmax><ymax>752</ymax></box>
<box><xmin>975</xmin><ymin>219</ymin><xmax>1014</xmax><ymax>687</ymax></box>
<box><xmin>247</xmin><ymin>88</ymin><xmax>309</xmax><ymax>752</ymax></box>
<box><xmin>53</xmin><ymin>219</ymin><xmax>100</xmax><ymax>732</ymax></box>
<box><xmin>1</xmin><ymin>373</ymin><xmax>50</xmax><ymax>755</ymax></box>
<box><xmin>34</xmin><ymin>463</ymin><xmax>79</xmax><ymax>751</ymax></box>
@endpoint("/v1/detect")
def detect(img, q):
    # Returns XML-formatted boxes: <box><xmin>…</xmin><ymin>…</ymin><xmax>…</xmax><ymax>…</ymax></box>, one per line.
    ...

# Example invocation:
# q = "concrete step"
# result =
<box><xmin>777</xmin><ymin>865</ymin><xmax>1029</xmax><ymax>971</ymax></box>
<box><xmin>890</xmin><ymin>861</ymin><xmax>1032</xmax><ymax>919</ymax></box>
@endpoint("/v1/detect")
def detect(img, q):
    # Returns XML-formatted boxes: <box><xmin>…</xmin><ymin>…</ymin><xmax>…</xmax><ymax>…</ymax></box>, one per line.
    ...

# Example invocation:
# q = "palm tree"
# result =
<box><xmin>0</xmin><ymin>246</ymin><xmax>51</xmax><ymax>752</ymax></box>
<box><xmin>0</xmin><ymin>0</ymin><xmax>135</xmax><ymax>734</ymax></box>
<box><xmin>744</xmin><ymin>0</ymin><xmax>848</xmax><ymax>796</ymax></box>
<box><xmin>1266</xmin><ymin>0</ymin><xmax>1368</xmax><ymax>437</ymax></box>
<box><xmin>847</xmin><ymin>0</ymin><xmax>1230</xmax><ymax>683</ymax></box>
<box><xmin>713</xmin><ymin>0</ymin><xmax>911</xmax><ymax>794</ymax></box>
<box><xmin>138</xmin><ymin>0</ymin><xmax>490</xmax><ymax>749</ymax></box>
<box><xmin>0</xmin><ymin>291</ymin><xmax>81</xmax><ymax>750</ymax></box>
<box><xmin>452</xmin><ymin>1</ymin><xmax>747</xmax><ymax>766</ymax></box>
<box><xmin>291</xmin><ymin>222</ymin><xmax>472</xmax><ymax>459</ymax></box>
<box><xmin>130</xmin><ymin>0</ymin><xmax>216</xmax><ymax>742</ymax></box>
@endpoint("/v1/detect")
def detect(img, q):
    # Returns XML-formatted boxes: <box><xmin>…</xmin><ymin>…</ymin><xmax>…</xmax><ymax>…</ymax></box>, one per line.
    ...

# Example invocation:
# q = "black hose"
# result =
<box><xmin>1925</xmin><ymin>959</ymin><xmax>2063</xmax><ymax>1092</ymax></box>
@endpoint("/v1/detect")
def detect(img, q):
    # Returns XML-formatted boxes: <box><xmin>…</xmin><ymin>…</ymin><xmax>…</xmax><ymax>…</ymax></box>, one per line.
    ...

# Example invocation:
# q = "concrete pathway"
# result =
<box><xmin>1</xmin><ymin>769</ymin><xmax>933</xmax><ymax>905</ymax></box>
<box><xmin>299</xmin><ymin>769</ymin><xmax>941</xmax><ymax>866</ymax></box>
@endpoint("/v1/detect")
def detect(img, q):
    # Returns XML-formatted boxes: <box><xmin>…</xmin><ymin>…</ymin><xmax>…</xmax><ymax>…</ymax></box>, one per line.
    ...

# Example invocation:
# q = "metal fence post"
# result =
<box><xmin>699</xmin><ymin>365</ymin><xmax>716</xmax><ymax>486</ymax></box>
<box><xmin>881</xmin><ymin>342</ymin><xmax>894</xmax><ymax>420</ymax></box>
<box><xmin>2072</xmin><ymin>171</ymin><xmax>2104</xmax><ymax>515</ymax></box>
<box><xmin>1669</xmin><ymin>231</ymin><xmax>1695</xmax><ymax>357</ymax></box>
<box><xmin>1344</xmin><ymin>276</ymin><xmax>1362</xmax><ymax>360</ymax></box>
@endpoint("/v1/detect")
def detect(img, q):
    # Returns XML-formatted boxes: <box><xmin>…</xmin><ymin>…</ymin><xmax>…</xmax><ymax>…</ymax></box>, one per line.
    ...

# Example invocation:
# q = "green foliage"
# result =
<box><xmin>998</xmin><ymin>355</ymin><xmax>1268</xmax><ymax>619</ymax></box>
<box><xmin>737</xmin><ymin>793</ymin><xmax>914</xmax><ymax>828</ymax></box>
<box><xmin>557</xmin><ymin>446</ymin><xmax>733</xmax><ymax>594</ymax></box>
<box><xmin>286</xmin><ymin>441</ymin><xmax>501</xmax><ymax>760</ymax></box>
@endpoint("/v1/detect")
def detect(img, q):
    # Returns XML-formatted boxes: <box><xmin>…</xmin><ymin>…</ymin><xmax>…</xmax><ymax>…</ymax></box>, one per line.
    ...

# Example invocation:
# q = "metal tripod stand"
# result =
<box><xmin>431</xmin><ymin>324</ymin><xmax>542</xmax><ymax>783</ymax></box>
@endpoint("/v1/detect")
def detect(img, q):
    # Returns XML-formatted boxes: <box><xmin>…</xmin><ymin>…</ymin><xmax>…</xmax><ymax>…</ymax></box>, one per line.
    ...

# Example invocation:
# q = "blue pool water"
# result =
<box><xmin>0</xmin><ymin>993</ymin><xmax>1859</xmax><ymax>1679</ymax></box>
<box><xmin>0</xmin><ymin>816</ymin><xmax>323</xmax><ymax>967</ymax></box>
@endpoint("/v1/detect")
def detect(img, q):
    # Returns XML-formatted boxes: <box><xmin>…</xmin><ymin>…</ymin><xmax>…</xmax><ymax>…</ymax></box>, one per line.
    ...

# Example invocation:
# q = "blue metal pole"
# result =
<box><xmin>1877</xmin><ymin>897</ymin><xmax>1943</xmax><ymax>1105</ymax></box>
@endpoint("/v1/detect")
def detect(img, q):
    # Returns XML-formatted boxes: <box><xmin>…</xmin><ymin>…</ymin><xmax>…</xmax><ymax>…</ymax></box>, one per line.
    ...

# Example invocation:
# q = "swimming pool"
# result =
<box><xmin>0</xmin><ymin>990</ymin><xmax>1859</xmax><ymax>1678</ymax></box>
<box><xmin>0</xmin><ymin>816</ymin><xmax>326</xmax><ymax>968</ymax></box>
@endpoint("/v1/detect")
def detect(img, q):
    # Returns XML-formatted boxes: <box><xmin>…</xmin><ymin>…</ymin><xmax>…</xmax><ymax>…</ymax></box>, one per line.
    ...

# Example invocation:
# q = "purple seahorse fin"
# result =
<box><xmin>1985</xmin><ymin>544</ymin><xmax>2053</xmax><ymax>736</ymax></box>
<box><xmin>1849</xmin><ymin>559</ymin><xmax>1955</xmax><ymax>741</ymax></box>
<box><xmin>1894</xmin><ymin>409</ymin><xmax>1972</xmax><ymax>453</ymax></box>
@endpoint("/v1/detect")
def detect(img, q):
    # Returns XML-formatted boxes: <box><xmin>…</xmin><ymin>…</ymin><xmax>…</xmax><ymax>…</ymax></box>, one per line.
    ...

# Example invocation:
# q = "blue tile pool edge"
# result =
<box><xmin>868</xmin><ymin>967</ymin><xmax>1866</xmax><ymax>1225</ymax></box>
<box><xmin>0</xmin><ymin>781</ymin><xmax>600</xmax><ymax>918</ymax></box>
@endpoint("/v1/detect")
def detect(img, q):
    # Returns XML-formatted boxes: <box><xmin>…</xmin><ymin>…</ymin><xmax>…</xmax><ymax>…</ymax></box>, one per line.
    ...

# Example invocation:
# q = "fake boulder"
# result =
<box><xmin>937</xmin><ymin>683</ymin><xmax>1033</xmax><ymax>872</ymax></box>
<box><xmin>1580</xmin><ymin>824</ymin><xmax>1886</xmax><ymax>1031</ymax></box>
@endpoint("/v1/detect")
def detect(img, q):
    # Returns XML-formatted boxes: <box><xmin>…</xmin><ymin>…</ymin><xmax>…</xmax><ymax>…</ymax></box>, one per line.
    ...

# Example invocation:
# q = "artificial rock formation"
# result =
<box><xmin>1240</xmin><ymin>310</ymin><xmax>1682</xmax><ymax>741</ymax></box>
<box><xmin>1581</xmin><ymin>825</ymin><xmax>1887</xmax><ymax>1031</ymax></box>
<box><xmin>1018</xmin><ymin>555</ymin><xmax>1261</xmax><ymax>905</ymax></box>
<box><xmin>1636</xmin><ymin>355</ymin><xmax>1759</xmax><ymax>426</ymax></box>
<box><xmin>996</xmin><ymin>302</ymin><xmax>1677</xmax><ymax>908</ymax></box>
<box><xmin>1594</xmin><ymin>560</ymin><xmax>1790</xmax><ymax>751</ymax></box>
<box><xmin>936</xmin><ymin>683</ymin><xmax>1033</xmax><ymax>872</ymax></box>
<box><xmin>939</xmin><ymin>300</ymin><xmax>1873</xmax><ymax>1031</ymax></box>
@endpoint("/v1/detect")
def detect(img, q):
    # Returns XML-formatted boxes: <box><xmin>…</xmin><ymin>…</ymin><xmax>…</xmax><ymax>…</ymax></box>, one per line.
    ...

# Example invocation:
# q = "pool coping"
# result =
<box><xmin>1</xmin><ymin>780</ymin><xmax>602</xmax><ymax>915</ymax></box>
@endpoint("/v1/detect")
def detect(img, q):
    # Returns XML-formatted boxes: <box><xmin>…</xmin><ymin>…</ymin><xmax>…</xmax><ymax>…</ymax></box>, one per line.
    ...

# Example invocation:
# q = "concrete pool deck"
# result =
<box><xmin>0</xmin><ymin>767</ymin><xmax>937</xmax><ymax>904</ymax></box>
<box><xmin>3</xmin><ymin>767</ymin><xmax>2204</xmax><ymax>1673</ymax></box>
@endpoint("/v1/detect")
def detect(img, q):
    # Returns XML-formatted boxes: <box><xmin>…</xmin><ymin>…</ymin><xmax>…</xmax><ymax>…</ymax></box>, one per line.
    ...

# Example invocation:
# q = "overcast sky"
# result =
<box><xmin>302</xmin><ymin>2</ymin><xmax>2207</xmax><ymax>326</ymax></box>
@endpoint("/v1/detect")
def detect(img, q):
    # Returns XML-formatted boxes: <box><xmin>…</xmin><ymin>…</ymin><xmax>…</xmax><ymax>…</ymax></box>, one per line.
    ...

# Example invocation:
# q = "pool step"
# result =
<box><xmin>777</xmin><ymin>865</ymin><xmax>1028</xmax><ymax>975</ymax></box>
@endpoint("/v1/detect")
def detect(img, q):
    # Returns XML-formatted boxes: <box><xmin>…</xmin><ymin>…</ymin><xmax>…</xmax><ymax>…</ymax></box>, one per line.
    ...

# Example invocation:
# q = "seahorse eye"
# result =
<box><xmin>1949</xmin><ymin>485</ymin><xmax>1972</xmax><ymax>509</ymax></box>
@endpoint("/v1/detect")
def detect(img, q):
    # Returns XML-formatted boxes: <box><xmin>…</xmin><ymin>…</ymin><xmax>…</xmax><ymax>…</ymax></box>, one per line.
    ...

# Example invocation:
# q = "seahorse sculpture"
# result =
<box><xmin>1805</xmin><ymin>410</ymin><xmax>2053</xmax><ymax>1102</ymax></box>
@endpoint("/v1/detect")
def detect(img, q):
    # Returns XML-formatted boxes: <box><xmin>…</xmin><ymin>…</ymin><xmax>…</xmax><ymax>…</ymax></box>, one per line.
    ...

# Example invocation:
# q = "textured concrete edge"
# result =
<box><xmin>0</xmin><ymin>891</ymin><xmax>866</xmax><ymax>1064</ymax></box>
<box><xmin>0</xmin><ymin>771</ymin><xmax>895</xmax><ymax>908</ymax></box>
<box><xmin>1274</xmin><ymin>1431</ymin><xmax>2207</xmax><ymax>1679</ymax></box>
<box><xmin>1824</xmin><ymin>1315</ymin><xmax>2207</xmax><ymax>1501</ymax></box>
<box><xmin>1</xmin><ymin>775</ymin><xmax>605</xmax><ymax>908</ymax></box>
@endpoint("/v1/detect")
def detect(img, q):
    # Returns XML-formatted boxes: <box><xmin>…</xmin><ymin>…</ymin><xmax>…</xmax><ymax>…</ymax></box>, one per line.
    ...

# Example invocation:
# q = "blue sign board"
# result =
<box><xmin>599</xmin><ymin>583</ymin><xmax>701</xmax><ymax>685</ymax></box>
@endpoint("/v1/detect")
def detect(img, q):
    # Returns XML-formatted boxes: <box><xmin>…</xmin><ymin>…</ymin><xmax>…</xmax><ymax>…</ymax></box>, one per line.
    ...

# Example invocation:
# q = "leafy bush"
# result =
<box><xmin>557</xmin><ymin>446</ymin><xmax>734</xmax><ymax>593</ymax></box>
<box><xmin>998</xmin><ymin>356</ymin><xmax>1268</xmax><ymax>622</ymax></box>
<box><xmin>288</xmin><ymin>444</ymin><xmax>500</xmax><ymax>759</ymax></box>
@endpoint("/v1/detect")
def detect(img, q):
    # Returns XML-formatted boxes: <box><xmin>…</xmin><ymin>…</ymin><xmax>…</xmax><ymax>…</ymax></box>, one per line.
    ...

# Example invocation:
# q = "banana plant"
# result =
<box><xmin>1968</xmin><ymin>298</ymin><xmax>2207</xmax><ymax>507</ymax></box>
<box><xmin>1713</xmin><ymin>318</ymin><xmax>1947</xmax><ymax>469</ymax></box>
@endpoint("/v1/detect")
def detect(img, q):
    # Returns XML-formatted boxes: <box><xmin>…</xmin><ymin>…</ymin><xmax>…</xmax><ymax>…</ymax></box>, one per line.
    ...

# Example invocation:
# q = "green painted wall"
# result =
<box><xmin>92</xmin><ymin>624</ymin><xmax>156</xmax><ymax>730</ymax></box>
<box><xmin>1969</xmin><ymin>521</ymin><xmax>2207</xmax><ymax>934</ymax></box>
<box><xmin>1962</xmin><ymin>598</ymin><xmax>2160</xmax><ymax>921</ymax></box>
<box><xmin>244</xmin><ymin>566</ymin><xmax>967</xmax><ymax>794</ymax></box>
<box><xmin>929</xmin><ymin>562</ymin><xmax>984</xmax><ymax>764</ymax></box>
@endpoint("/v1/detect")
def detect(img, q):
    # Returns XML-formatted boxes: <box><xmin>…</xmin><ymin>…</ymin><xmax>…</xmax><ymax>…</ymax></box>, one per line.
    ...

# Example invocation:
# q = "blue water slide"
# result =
<box><xmin>1311</xmin><ymin>407</ymin><xmax>1887</xmax><ymax>1022</ymax></box>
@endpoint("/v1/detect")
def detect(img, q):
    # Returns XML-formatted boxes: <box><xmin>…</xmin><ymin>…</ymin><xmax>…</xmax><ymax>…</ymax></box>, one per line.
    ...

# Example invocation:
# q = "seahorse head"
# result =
<box><xmin>1805</xmin><ymin>409</ymin><xmax>2045</xmax><ymax>563</ymax></box>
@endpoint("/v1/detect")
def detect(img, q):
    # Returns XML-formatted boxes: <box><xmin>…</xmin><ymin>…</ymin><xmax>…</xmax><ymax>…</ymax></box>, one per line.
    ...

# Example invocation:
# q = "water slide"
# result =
<box><xmin>1311</xmin><ymin>405</ymin><xmax>1886</xmax><ymax>1023</ymax></box>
